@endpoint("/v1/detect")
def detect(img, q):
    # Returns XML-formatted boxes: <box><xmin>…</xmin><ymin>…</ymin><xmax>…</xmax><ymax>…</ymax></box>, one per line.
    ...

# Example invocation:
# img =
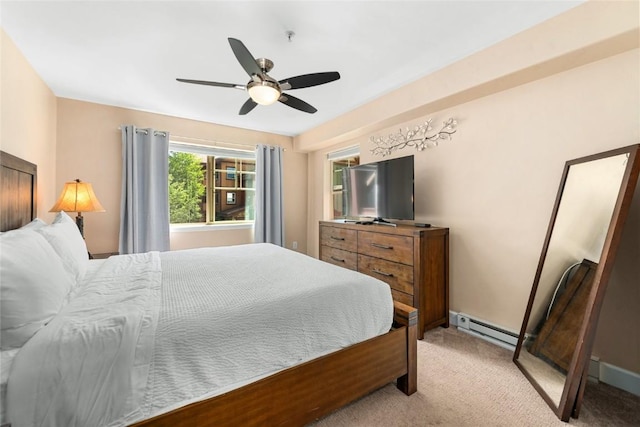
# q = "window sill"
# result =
<box><xmin>170</xmin><ymin>223</ymin><xmax>254</xmax><ymax>233</ymax></box>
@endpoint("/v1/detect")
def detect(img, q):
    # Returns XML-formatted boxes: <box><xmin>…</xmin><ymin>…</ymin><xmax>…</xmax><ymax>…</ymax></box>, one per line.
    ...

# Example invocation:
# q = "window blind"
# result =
<box><xmin>169</xmin><ymin>141</ymin><xmax>255</xmax><ymax>160</ymax></box>
<box><xmin>327</xmin><ymin>145</ymin><xmax>360</xmax><ymax>161</ymax></box>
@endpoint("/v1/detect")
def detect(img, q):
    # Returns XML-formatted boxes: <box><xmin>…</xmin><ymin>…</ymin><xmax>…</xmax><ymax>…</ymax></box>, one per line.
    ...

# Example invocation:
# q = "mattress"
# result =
<box><xmin>6</xmin><ymin>243</ymin><xmax>393</xmax><ymax>426</ymax></box>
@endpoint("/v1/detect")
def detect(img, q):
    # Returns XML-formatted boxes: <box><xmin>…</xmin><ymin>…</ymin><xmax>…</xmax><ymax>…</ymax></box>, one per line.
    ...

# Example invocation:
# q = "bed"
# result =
<box><xmin>0</xmin><ymin>150</ymin><xmax>417</xmax><ymax>427</ymax></box>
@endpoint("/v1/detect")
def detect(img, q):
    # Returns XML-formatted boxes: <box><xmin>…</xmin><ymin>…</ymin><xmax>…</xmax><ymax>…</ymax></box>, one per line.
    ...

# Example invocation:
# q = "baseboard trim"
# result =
<box><xmin>590</xmin><ymin>357</ymin><xmax>640</xmax><ymax>397</ymax></box>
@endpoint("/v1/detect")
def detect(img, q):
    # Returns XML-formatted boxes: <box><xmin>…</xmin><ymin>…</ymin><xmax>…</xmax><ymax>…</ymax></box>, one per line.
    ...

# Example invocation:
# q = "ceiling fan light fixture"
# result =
<box><xmin>177</xmin><ymin>38</ymin><xmax>340</xmax><ymax>115</ymax></box>
<box><xmin>247</xmin><ymin>80</ymin><xmax>281</xmax><ymax>105</ymax></box>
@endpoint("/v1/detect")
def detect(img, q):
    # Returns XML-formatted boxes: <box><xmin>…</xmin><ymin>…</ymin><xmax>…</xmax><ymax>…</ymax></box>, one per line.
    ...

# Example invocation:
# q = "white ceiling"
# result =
<box><xmin>1</xmin><ymin>1</ymin><xmax>584</xmax><ymax>137</ymax></box>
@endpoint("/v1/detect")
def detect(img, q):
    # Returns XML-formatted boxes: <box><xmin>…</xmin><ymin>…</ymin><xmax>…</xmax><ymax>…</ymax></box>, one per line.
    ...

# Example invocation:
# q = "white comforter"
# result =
<box><xmin>7</xmin><ymin>243</ymin><xmax>393</xmax><ymax>427</ymax></box>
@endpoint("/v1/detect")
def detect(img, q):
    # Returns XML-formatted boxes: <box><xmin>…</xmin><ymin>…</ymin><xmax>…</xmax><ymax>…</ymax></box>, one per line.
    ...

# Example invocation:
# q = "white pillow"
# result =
<box><xmin>0</xmin><ymin>229</ymin><xmax>74</xmax><ymax>350</ymax></box>
<box><xmin>0</xmin><ymin>219</ymin><xmax>46</xmax><ymax>237</ymax></box>
<box><xmin>20</xmin><ymin>218</ymin><xmax>46</xmax><ymax>230</ymax></box>
<box><xmin>36</xmin><ymin>211</ymin><xmax>88</xmax><ymax>283</ymax></box>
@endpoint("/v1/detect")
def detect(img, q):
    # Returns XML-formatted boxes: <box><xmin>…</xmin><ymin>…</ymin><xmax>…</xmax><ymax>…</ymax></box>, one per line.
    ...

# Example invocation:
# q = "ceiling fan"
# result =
<box><xmin>177</xmin><ymin>37</ymin><xmax>341</xmax><ymax>115</ymax></box>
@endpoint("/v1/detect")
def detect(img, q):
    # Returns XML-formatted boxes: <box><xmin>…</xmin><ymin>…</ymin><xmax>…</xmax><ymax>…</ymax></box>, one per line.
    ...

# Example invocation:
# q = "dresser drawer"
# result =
<box><xmin>320</xmin><ymin>246</ymin><xmax>357</xmax><ymax>271</ymax></box>
<box><xmin>358</xmin><ymin>231</ymin><xmax>414</xmax><ymax>265</ymax></box>
<box><xmin>358</xmin><ymin>254</ymin><xmax>414</xmax><ymax>295</ymax></box>
<box><xmin>320</xmin><ymin>226</ymin><xmax>357</xmax><ymax>252</ymax></box>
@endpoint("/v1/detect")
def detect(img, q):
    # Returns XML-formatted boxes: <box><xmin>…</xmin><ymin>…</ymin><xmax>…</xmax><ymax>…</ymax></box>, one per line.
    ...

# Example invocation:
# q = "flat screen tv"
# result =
<box><xmin>342</xmin><ymin>155</ymin><xmax>414</xmax><ymax>222</ymax></box>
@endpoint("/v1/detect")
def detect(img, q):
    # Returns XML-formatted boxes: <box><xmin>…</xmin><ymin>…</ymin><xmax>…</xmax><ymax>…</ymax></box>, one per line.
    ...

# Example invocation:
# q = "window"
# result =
<box><xmin>168</xmin><ymin>142</ymin><xmax>255</xmax><ymax>224</ymax></box>
<box><xmin>328</xmin><ymin>147</ymin><xmax>360</xmax><ymax>219</ymax></box>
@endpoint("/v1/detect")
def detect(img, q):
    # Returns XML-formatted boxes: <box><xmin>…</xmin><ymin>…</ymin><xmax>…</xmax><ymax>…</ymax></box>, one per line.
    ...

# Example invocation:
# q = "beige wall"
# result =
<box><xmin>56</xmin><ymin>98</ymin><xmax>307</xmax><ymax>254</ymax></box>
<box><xmin>303</xmin><ymin>2</ymin><xmax>640</xmax><ymax>373</ymax></box>
<box><xmin>0</xmin><ymin>30</ymin><xmax>58</xmax><ymax>220</ymax></box>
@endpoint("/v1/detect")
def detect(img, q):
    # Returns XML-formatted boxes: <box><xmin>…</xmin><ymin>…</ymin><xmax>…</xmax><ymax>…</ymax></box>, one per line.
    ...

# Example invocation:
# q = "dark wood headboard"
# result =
<box><xmin>0</xmin><ymin>150</ymin><xmax>37</xmax><ymax>232</ymax></box>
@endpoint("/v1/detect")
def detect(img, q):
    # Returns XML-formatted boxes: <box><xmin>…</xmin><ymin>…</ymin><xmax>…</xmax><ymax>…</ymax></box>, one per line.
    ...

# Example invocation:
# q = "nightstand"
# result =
<box><xmin>91</xmin><ymin>252</ymin><xmax>119</xmax><ymax>259</ymax></box>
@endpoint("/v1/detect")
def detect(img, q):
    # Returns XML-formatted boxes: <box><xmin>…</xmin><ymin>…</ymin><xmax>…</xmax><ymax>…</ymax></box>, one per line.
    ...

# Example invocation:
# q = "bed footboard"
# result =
<box><xmin>131</xmin><ymin>302</ymin><xmax>418</xmax><ymax>427</ymax></box>
<box><xmin>393</xmin><ymin>300</ymin><xmax>418</xmax><ymax>395</ymax></box>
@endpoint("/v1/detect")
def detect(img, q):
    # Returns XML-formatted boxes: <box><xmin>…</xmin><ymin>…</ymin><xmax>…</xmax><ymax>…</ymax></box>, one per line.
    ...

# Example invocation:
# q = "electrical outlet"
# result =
<box><xmin>292</xmin><ymin>241</ymin><xmax>298</xmax><ymax>250</ymax></box>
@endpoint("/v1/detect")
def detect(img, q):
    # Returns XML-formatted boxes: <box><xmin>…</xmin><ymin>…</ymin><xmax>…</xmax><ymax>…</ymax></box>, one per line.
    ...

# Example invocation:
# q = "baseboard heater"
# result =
<box><xmin>450</xmin><ymin>312</ymin><xmax>640</xmax><ymax>396</ymax></box>
<box><xmin>451</xmin><ymin>311</ymin><xmax>519</xmax><ymax>351</ymax></box>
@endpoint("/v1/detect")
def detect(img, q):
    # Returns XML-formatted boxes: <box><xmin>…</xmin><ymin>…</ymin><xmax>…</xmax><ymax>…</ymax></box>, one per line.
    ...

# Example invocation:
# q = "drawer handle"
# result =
<box><xmin>330</xmin><ymin>256</ymin><xmax>346</xmax><ymax>263</ymax></box>
<box><xmin>371</xmin><ymin>242</ymin><xmax>393</xmax><ymax>250</ymax></box>
<box><xmin>330</xmin><ymin>236</ymin><xmax>346</xmax><ymax>241</ymax></box>
<box><xmin>372</xmin><ymin>269</ymin><xmax>394</xmax><ymax>278</ymax></box>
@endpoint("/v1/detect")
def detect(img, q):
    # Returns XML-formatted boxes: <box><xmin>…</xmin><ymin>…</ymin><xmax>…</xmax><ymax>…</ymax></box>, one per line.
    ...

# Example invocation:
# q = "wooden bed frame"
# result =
<box><xmin>0</xmin><ymin>151</ymin><xmax>37</xmax><ymax>232</ymax></box>
<box><xmin>0</xmin><ymin>150</ymin><xmax>418</xmax><ymax>427</ymax></box>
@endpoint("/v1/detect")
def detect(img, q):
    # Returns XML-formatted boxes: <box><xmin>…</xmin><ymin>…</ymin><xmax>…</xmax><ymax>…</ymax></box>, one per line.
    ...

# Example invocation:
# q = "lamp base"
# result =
<box><xmin>74</xmin><ymin>212</ymin><xmax>93</xmax><ymax>258</ymax></box>
<box><xmin>75</xmin><ymin>212</ymin><xmax>84</xmax><ymax>238</ymax></box>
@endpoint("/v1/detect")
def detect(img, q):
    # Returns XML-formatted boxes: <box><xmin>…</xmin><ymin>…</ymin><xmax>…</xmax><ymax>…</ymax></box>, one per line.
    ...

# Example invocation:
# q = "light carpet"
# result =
<box><xmin>312</xmin><ymin>327</ymin><xmax>640</xmax><ymax>426</ymax></box>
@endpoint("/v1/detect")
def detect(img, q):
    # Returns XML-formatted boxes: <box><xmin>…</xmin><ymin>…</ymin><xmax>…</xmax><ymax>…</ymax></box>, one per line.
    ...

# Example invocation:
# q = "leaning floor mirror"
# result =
<box><xmin>513</xmin><ymin>144</ymin><xmax>640</xmax><ymax>421</ymax></box>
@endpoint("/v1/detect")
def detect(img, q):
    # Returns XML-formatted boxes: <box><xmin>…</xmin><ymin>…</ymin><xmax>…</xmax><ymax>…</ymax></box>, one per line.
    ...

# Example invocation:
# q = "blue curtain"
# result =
<box><xmin>254</xmin><ymin>144</ymin><xmax>284</xmax><ymax>246</ymax></box>
<box><xmin>119</xmin><ymin>125</ymin><xmax>170</xmax><ymax>254</ymax></box>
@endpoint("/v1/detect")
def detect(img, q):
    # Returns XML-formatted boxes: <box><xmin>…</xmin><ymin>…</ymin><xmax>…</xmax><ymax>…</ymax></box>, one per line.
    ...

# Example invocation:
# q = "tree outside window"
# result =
<box><xmin>168</xmin><ymin>152</ymin><xmax>206</xmax><ymax>223</ymax></box>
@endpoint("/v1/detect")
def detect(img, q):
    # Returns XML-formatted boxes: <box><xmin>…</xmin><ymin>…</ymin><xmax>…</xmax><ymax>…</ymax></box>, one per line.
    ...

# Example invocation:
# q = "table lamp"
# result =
<box><xmin>50</xmin><ymin>179</ymin><xmax>105</xmax><ymax>238</ymax></box>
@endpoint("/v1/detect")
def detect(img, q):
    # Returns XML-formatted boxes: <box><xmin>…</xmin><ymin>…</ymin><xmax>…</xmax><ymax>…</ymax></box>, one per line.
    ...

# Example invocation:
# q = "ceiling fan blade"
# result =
<box><xmin>278</xmin><ymin>93</ymin><xmax>317</xmax><ymax>114</ymax></box>
<box><xmin>176</xmin><ymin>78</ymin><xmax>244</xmax><ymax>89</ymax></box>
<box><xmin>239</xmin><ymin>98</ymin><xmax>258</xmax><ymax>115</ymax></box>
<box><xmin>279</xmin><ymin>72</ymin><xmax>340</xmax><ymax>90</ymax></box>
<box><xmin>228</xmin><ymin>38</ymin><xmax>262</xmax><ymax>77</ymax></box>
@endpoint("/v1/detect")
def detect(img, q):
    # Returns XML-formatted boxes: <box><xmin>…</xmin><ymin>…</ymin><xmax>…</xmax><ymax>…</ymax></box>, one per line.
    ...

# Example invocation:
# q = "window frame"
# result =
<box><xmin>168</xmin><ymin>142</ymin><xmax>256</xmax><ymax>227</ymax></box>
<box><xmin>327</xmin><ymin>146</ymin><xmax>360</xmax><ymax>219</ymax></box>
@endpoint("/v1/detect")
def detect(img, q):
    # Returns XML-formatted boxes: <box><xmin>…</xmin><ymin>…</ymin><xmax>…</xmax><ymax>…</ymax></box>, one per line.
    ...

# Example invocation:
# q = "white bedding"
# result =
<box><xmin>0</xmin><ymin>348</ymin><xmax>19</xmax><ymax>424</ymax></box>
<box><xmin>0</xmin><ymin>259</ymin><xmax>108</xmax><ymax>425</ymax></box>
<box><xmin>6</xmin><ymin>243</ymin><xmax>393</xmax><ymax>426</ymax></box>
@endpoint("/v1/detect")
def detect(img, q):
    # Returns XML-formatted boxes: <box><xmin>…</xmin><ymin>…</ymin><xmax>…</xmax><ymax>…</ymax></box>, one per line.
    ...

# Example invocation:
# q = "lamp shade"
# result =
<box><xmin>50</xmin><ymin>179</ymin><xmax>105</xmax><ymax>213</ymax></box>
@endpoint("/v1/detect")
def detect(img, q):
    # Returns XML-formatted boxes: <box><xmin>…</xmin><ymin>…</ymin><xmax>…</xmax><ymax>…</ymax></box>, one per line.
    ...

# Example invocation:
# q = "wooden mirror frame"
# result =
<box><xmin>513</xmin><ymin>144</ymin><xmax>640</xmax><ymax>421</ymax></box>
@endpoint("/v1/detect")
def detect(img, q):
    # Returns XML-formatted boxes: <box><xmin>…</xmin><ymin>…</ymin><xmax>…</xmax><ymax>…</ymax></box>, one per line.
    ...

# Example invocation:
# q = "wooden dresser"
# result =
<box><xmin>319</xmin><ymin>221</ymin><xmax>449</xmax><ymax>338</ymax></box>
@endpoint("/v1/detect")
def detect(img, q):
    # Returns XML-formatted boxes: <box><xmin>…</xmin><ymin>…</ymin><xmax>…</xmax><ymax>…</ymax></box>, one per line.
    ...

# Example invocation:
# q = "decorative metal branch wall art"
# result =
<box><xmin>370</xmin><ymin>117</ymin><xmax>457</xmax><ymax>157</ymax></box>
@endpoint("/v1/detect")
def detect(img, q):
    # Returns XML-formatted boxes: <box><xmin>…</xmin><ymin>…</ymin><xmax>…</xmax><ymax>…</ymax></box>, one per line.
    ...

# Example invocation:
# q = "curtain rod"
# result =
<box><xmin>116</xmin><ymin>127</ymin><xmax>254</xmax><ymax>149</ymax></box>
<box><xmin>117</xmin><ymin>126</ymin><xmax>167</xmax><ymax>137</ymax></box>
